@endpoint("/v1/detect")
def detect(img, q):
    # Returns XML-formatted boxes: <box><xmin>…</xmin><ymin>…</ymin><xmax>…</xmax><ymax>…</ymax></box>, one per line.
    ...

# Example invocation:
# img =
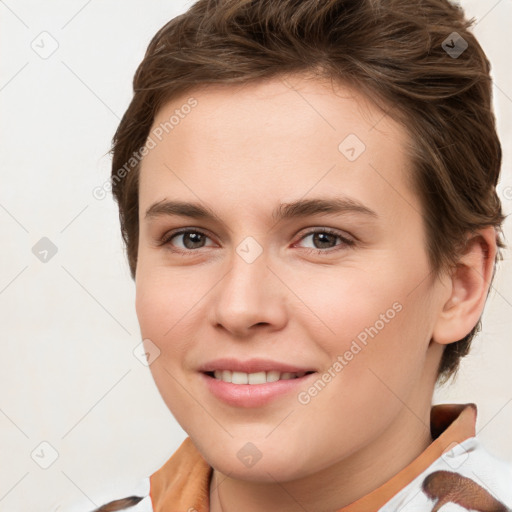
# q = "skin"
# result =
<box><xmin>135</xmin><ymin>74</ymin><xmax>496</xmax><ymax>511</ymax></box>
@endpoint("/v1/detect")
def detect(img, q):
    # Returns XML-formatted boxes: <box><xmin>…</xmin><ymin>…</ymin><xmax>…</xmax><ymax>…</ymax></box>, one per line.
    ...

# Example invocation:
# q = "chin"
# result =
<box><xmin>194</xmin><ymin>434</ymin><xmax>313</xmax><ymax>482</ymax></box>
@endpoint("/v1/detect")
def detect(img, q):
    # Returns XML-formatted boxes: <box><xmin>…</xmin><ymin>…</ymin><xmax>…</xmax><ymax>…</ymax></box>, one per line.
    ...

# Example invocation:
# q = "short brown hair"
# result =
<box><xmin>110</xmin><ymin>0</ymin><xmax>506</xmax><ymax>383</ymax></box>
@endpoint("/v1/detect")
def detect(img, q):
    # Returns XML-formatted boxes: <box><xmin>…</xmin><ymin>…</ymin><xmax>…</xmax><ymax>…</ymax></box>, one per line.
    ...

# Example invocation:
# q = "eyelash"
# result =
<box><xmin>157</xmin><ymin>228</ymin><xmax>356</xmax><ymax>256</ymax></box>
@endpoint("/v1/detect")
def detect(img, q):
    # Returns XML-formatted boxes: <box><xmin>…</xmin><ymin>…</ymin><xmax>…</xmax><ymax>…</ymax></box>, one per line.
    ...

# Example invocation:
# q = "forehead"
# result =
<box><xmin>138</xmin><ymin>74</ymin><xmax>420</xmax><ymax>228</ymax></box>
<box><xmin>151</xmin><ymin>75</ymin><xmax>399</xmax><ymax>149</ymax></box>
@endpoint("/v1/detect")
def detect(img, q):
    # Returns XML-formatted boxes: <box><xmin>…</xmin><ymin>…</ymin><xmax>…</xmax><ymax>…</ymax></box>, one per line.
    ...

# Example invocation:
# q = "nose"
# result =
<box><xmin>209</xmin><ymin>249</ymin><xmax>288</xmax><ymax>338</ymax></box>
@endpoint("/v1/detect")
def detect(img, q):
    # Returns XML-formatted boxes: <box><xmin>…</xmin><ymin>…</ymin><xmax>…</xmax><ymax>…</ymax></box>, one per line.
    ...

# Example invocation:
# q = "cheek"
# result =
<box><xmin>294</xmin><ymin>264</ymin><xmax>400</xmax><ymax>342</ymax></box>
<box><xmin>135</xmin><ymin>275</ymin><xmax>185</xmax><ymax>381</ymax></box>
<box><xmin>135</xmin><ymin>277</ymin><xmax>165</xmax><ymax>339</ymax></box>
<box><xmin>135</xmin><ymin>269</ymin><xmax>210</xmax><ymax>380</ymax></box>
<box><xmin>297</xmin><ymin>296</ymin><xmax>430</xmax><ymax>462</ymax></box>
<box><xmin>307</xmin><ymin>262</ymin><xmax>433</xmax><ymax>390</ymax></box>
<box><xmin>135</xmin><ymin>267</ymin><xmax>198</xmax><ymax>335</ymax></box>
<box><xmin>135</xmin><ymin>276</ymin><xmax>198</xmax><ymax>419</ymax></box>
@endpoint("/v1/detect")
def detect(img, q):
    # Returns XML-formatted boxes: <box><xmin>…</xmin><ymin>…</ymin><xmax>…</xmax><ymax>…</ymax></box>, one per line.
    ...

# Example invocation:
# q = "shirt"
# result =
<box><xmin>82</xmin><ymin>403</ymin><xmax>512</xmax><ymax>512</ymax></box>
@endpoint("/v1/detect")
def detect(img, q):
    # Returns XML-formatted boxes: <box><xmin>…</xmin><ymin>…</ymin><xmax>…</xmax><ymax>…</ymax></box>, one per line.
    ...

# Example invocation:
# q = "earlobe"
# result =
<box><xmin>431</xmin><ymin>226</ymin><xmax>497</xmax><ymax>346</ymax></box>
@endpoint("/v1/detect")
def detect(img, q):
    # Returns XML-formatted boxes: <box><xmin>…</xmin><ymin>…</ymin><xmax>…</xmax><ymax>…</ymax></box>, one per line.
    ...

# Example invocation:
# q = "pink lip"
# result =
<box><xmin>200</xmin><ymin>371</ymin><xmax>317</xmax><ymax>408</ymax></box>
<box><xmin>198</xmin><ymin>357</ymin><xmax>317</xmax><ymax>374</ymax></box>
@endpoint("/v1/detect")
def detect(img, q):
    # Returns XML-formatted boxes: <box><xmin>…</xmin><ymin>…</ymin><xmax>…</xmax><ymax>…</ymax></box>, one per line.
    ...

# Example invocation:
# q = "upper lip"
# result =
<box><xmin>198</xmin><ymin>358</ymin><xmax>317</xmax><ymax>374</ymax></box>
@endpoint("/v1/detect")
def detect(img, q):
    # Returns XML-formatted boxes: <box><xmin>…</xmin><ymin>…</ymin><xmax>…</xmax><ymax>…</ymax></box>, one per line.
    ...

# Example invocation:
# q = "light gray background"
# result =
<box><xmin>1</xmin><ymin>1</ymin><xmax>511</xmax><ymax>511</ymax></box>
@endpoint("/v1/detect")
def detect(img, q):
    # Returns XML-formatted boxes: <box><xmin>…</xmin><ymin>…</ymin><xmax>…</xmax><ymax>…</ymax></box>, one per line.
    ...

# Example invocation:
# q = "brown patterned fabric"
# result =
<box><xmin>93</xmin><ymin>496</ymin><xmax>144</xmax><ymax>511</ymax></box>
<box><xmin>422</xmin><ymin>470</ymin><xmax>510</xmax><ymax>512</ymax></box>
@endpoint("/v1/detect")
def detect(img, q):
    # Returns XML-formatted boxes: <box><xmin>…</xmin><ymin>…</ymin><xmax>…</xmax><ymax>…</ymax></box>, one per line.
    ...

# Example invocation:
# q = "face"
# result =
<box><xmin>135</xmin><ymin>74</ymin><xmax>448</xmax><ymax>481</ymax></box>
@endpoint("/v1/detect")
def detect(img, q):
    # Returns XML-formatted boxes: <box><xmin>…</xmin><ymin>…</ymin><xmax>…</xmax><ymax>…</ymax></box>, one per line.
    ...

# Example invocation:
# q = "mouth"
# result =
<box><xmin>203</xmin><ymin>369</ymin><xmax>316</xmax><ymax>384</ymax></box>
<box><xmin>200</xmin><ymin>369</ymin><xmax>318</xmax><ymax>407</ymax></box>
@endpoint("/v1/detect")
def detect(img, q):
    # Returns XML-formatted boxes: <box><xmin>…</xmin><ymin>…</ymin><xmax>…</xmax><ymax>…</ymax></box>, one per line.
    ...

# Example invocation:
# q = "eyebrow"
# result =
<box><xmin>144</xmin><ymin>197</ymin><xmax>378</xmax><ymax>224</ymax></box>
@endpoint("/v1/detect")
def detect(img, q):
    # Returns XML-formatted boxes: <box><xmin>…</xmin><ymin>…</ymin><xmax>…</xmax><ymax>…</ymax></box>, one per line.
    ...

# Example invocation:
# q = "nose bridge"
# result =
<box><xmin>211</xmin><ymin>237</ymin><xmax>286</xmax><ymax>333</ymax></box>
<box><xmin>220</xmin><ymin>239</ymin><xmax>270</xmax><ymax>307</ymax></box>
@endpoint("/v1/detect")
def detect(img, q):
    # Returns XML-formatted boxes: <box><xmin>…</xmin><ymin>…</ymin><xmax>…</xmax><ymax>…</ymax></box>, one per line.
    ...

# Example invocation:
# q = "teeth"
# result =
<box><xmin>266</xmin><ymin>370</ymin><xmax>280</xmax><ymax>382</ymax></box>
<box><xmin>232</xmin><ymin>371</ymin><xmax>248</xmax><ymax>384</ymax></box>
<box><xmin>212</xmin><ymin>370</ymin><xmax>308</xmax><ymax>384</ymax></box>
<box><xmin>248</xmin><ymin>372</ymin><xmax>266</xmax><ymax>384</ymax></box>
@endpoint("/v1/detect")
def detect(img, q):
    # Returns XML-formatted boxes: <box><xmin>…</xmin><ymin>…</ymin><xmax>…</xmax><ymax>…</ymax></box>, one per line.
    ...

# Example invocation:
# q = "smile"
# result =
<box><xmin>201</xmin><ymin>370</ymin><xmax>318</xmax><ymax>408</ymax></box>
<box><xmin>206</xmin><ymin>370</ymin><xmax>315</xmax><ymax>384</ymax></box>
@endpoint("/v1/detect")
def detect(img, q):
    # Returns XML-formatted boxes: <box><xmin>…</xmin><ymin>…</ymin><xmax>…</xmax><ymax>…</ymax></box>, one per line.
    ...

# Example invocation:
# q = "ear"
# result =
<box><xmin>431</xmin><ymin>226</ymin><xmax>497</xmax><ymax>346</ymax></box>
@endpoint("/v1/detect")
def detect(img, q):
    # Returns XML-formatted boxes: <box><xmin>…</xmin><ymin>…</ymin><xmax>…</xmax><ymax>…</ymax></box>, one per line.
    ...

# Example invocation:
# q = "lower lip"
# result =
<box><xmin>200</xmin><ymin>372</ymin><xmax>317</xmax><ymax>408</ymax></box>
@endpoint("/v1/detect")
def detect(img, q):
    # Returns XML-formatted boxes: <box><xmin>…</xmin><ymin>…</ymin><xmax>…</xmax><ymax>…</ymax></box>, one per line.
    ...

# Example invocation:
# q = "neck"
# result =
<box><xmin>209</xmin><ymin>403</ymin><xmax>434</xmax><ymax>512</ymax></box>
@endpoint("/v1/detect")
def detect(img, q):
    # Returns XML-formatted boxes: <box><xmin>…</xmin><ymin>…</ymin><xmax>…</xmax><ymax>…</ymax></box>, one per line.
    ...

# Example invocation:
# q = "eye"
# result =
<box><xmin>158</xmin><ymin>229</ymin><xmax>215</xmax><ymax>252</ymax></box>
<box><xmin>295</xmin><ymin>228</ymin><xmax>355</xmax><ymax>254</ymax></box>
<box><xmin>157</xmin><ymin>227</ymin><xmax>355</xmax><ymax>255</ymax></box>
